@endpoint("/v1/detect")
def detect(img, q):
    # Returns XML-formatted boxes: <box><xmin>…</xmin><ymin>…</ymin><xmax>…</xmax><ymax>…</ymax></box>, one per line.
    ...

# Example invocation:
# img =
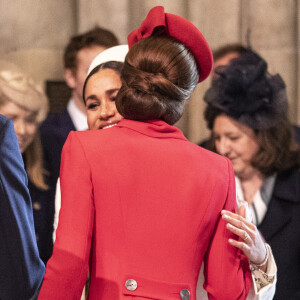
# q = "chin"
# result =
<box><xmin>19</xmin><ymin>146</ymin><xmax>25</xmax><ymax>154</ymax></box>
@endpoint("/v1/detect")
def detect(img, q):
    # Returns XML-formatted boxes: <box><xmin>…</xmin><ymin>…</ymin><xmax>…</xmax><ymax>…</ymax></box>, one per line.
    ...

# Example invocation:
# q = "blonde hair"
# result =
<box><xmin>0</xmin><ymin>64</ymin><xmax>49</xmax><ymax>190</ymax></box>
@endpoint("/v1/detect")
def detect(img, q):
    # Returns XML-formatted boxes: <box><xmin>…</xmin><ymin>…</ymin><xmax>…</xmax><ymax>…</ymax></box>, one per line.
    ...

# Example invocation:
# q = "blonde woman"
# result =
<box><xmin>0</xmin><ymin>64</ymin><xmax>52</xmax><ymax>264</ymax></box>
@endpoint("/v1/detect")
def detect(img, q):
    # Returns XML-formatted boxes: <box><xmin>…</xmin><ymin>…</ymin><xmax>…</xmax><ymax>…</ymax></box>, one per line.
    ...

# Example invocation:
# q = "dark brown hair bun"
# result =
<box><xmin>116</xmin><ymin>36</ymin><xmax>199</xmax><ymax>125</ymax></box>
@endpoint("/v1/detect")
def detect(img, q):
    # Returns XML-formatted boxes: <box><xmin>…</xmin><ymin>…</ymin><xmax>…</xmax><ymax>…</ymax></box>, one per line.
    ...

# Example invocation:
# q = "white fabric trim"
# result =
<box><xmin>52</xmin><ymin>178</ymin><xmax>61</xmax><ymax>242</ymax></box>
<box><xmin>67</xmin><ymin>98</ymin><xmax>88</xmax><ymax>131</ymax></box>
<box><xmin>249</xmin><ymin>248</ymin><xmax>277</xmax><ymax>299</ymax></box>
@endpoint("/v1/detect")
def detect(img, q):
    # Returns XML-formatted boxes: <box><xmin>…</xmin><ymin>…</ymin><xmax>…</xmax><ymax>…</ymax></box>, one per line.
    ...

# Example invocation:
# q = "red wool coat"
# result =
<box><xmin>39</xmin><ymin>119</ymin><xmax>251</xmax><ymax>300</ymax></box>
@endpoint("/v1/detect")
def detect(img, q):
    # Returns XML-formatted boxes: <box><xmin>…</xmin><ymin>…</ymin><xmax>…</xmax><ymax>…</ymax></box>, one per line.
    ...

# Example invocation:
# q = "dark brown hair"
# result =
<box><xmin>205</xmin><ymin>107</ymin><xmax>300</xmax><ymax>176</ymax></box>
<box><xmin>116</xmin><ymin>36</ymin><xmax>199</xmax><ymax>125</ymax></box>
<box><xmin>253</xmin><ymin>117</ymin><xmax>300</xmax><ymax>175</ymax></box>
<box><xmin>83</xmin><ymin>61</ymin><xmax>123</xmax><ymax>103</ymax></box>
<box><xmin>213</xmin><ymin>43</ymin><xmax>248</xmax><ymax>62</ymax></box>
<box><xmin>64</xmin><ymin>26</ymin><xmax>119</xmax><ymax>71</ymax></box>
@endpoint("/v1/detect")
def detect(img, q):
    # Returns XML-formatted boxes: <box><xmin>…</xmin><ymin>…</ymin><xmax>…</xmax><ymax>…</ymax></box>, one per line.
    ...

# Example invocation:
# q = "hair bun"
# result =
<box><xmin>122</xmin><ymin>61</ymin><xmax>183</xmax><ymax>101</ymax></box>
<box><xmin>116</xmin><ymin>36</ymin><xmax>199</xmax><ymax>125</ymax></box>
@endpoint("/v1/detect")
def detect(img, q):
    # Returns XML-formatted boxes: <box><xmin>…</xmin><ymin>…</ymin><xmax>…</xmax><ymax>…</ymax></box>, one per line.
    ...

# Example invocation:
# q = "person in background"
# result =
<box><xmin>195</xmin><ymin>46</ymin><xmax>277</xmax><ymax>300</ymax></box>
<box><xmin>40</xmin><ymin>26</ymin><xmax>119</xmax><ymax>192</ymax></box>
<box><xmin>0</xmin><ymin>113</ymin><xmax>45</xmax><ymax>300</ymax></box>
<box><xmin>212</xmin><ymin>43</ymin><xmax>248</xmax><ymax>79</ymax></box>
<box><xmin>39</xmin><ymin>6</ymin><xmax>252</xmax><ymax>299</ymax></box>
<box><xmin>199</xmin><ymin>44</ymin><xmax>248</xmax><ymax>148</ymax></box>
<box><xmin>204</xmin><ymin>50</ymin><xmax>300</xmax><ymax>299</ymax></box>
<box><xmin>200</xmin><ymin>43</ymin><xmax>299</xmax><ymax>147</ymax></box>
<box><xmin>52</xmin><ymin>44</ymin><xmax>128</xmax><ymax>300</ymax></box>
<box><xmin>0</xmin><ymin>66</ymin><xmax>52</xmax><ymax>264</ymax></box>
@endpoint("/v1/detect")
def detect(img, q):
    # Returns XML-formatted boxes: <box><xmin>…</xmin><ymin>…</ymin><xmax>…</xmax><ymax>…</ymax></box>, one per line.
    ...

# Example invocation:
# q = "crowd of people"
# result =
<box><xmin>0</xmin><ymin>5</ymin><xmax>299</xmax><ymax>300</ymax></box>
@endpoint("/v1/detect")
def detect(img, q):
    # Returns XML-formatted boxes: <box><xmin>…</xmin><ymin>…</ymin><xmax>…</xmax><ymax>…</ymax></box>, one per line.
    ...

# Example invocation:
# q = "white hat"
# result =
<box><xmin>87</xmin><ymin>44</ymin><xmax>128</xmax><ymax>76</ymax></box>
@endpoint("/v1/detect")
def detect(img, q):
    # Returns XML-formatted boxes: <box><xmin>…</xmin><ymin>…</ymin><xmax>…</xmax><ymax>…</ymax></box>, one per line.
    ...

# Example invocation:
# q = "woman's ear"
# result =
<box><xmin>64</xmin><ymin>68</ymin><xmax>76</xmax><ymax>89</ymax></box>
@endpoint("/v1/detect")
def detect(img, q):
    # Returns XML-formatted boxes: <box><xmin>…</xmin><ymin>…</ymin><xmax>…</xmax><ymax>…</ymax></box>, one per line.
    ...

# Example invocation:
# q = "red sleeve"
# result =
<box><xmin>39</xmin><ymin>132</ymin><xmax>94</xmax><ymax>299</ymax></box>
<box><xmin>204</xmin><ymin>158</ymin><xmax>252</xmax><ymax>300</ymax></box>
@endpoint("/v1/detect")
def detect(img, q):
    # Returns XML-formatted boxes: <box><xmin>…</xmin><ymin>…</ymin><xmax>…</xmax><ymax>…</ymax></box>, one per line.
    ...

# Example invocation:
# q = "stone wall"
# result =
<box><xmin>1</xmin><ymin>0</ymin><xmax>299</xmax><ymax>142</ymax></box>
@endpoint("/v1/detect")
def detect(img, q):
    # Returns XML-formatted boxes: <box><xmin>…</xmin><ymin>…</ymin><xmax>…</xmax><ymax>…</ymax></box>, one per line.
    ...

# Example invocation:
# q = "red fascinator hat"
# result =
<box><xmin>128</xmin><ymin>6</ymin><xmax>213</xmax><ymax>83</ymax></box>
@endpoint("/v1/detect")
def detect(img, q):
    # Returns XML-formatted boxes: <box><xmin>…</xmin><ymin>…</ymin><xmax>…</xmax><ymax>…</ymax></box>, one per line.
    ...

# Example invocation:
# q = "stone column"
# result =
<box><xmin>0</xmin><ymin>0</ymin><xmax>75</xmax><ymax>85</ymax></box>
<box><xmin>187</xmin><ymin>0</ymin><xmax>242</xmax><ymax>143</ymax></box>
<box><xmin>76</xmin><ymin>0</ymin><xmax>129</xmax><ymax>44</ymax></box>
<box><xmin>242</xmin><ymin>0</ymin><xmax>298</xmax><ymax>123</ymax></box>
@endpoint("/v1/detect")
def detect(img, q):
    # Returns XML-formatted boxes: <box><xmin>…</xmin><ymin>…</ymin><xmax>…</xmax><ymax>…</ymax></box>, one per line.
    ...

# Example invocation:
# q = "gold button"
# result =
<box><xmin>33</xmin><ymin>202</ymin><xmax>41</xmax><ymax>210</ymax></box>
<box><xmin>125</xmin><ymin>279</ymin><xmax>137</xmax><ymax>291</ymax></box>
<box><xmin>180</xmin><ymin>289</ymin><xmax>190</xmax><ymax>300</ymax></box>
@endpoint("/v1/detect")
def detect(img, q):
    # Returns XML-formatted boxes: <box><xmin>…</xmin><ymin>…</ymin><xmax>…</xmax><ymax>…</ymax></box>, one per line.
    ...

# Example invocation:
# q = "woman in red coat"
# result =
<box><xmin>39</xmin><ymin>6</ymin><xmax>251</xmax><ymax>300</ymax></box>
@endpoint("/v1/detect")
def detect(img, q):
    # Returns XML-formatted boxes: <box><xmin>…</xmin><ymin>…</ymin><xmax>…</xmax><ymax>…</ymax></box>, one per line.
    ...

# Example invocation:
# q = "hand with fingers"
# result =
<box><xmin>221</xmin><ymin>205</ymin><xmax>268</xmax><ymax>272</ymax></box>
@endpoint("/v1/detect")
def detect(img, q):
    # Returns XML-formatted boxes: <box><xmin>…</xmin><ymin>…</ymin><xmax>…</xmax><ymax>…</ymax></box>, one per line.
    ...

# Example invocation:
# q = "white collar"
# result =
<box><xmin>235</xmin><ymin>177</ymin><xmax>254</xmax><ymax>223</ymax></box>
<box><xmin>67</xmin><ymin>99</ymin><xmax>88</xmax><ymax>131</ymax></box>
<box><xmin>235</xmin><ymin>175</ymin><xmax>276</xmax><ymax>226</ymax></box>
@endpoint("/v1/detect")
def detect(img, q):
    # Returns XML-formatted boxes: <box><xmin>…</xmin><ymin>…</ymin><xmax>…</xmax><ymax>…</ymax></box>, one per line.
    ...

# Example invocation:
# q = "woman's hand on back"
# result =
<box><xmin>221</xmin><ymin>206</ymin><xmax>267</xmax><ymax>272</ymax></box>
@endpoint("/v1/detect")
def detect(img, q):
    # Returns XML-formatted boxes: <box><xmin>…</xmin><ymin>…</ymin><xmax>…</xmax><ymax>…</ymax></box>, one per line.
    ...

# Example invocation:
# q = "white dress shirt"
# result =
<box><xmin>67</xmin><ymin>98</ymin><xmax>88</xmax><ymax>131</ymax></box>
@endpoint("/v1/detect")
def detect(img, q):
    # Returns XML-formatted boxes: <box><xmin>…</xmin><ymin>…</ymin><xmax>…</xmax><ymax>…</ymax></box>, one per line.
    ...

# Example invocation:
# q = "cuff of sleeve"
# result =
<box><xmin>251</xmin><ymin>245</ymin><xmax>277</xmax><ymax>294</ymax></box>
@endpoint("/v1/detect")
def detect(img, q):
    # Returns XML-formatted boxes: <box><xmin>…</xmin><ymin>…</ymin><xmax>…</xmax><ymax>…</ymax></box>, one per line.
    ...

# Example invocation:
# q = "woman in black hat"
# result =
<box><xmin>204</xmin><ymin>50</ymin><xmax>300</xmax><ymax>300</ymax></box>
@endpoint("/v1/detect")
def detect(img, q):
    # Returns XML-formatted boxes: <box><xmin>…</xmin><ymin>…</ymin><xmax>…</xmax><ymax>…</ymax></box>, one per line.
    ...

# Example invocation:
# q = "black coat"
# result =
<box><xmin>40</xmin><ymin>109</ymin><xmax>76</xmax><ymax>185</ymax></box>
<box><xmin>36</xmin><ymin>109</ymin><xmax>76</xmax><ymax>264</ymax></box>
<box><xmin>28</xmin><ymin>177</ymin><xmax>55</xmax><ymax>265</ymax></box>
<box><xmin>258</xmin><ymin>166</ymin><xmax>300</xmax><ymax>300</ymax></box>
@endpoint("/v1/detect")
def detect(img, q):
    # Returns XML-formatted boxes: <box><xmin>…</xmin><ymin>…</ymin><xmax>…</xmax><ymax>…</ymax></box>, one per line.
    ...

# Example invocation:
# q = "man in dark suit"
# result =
<box><xmin>40</xmin><ymin>27</ymin><xmax>119</xmax><ymax>187</ymax></box>
<box><xmin>0</xmin><ymin>114</ymin><xmax>45</xmax><ymax>300</ymax></box>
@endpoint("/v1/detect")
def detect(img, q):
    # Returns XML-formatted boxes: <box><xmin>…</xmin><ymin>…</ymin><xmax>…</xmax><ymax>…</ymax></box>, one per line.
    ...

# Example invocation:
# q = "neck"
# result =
<box><xmin>239</xmin><ymin>170</ymin><xmax>264</xmax><ymax>205</ymax></box>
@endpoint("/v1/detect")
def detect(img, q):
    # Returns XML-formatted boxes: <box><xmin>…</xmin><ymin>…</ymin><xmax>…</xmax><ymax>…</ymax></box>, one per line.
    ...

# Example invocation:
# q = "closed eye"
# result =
<box><xmin>26</xmin><ymin>117</ymin><xmax>37</xmax><ymax>124</ymax></box>
<box><xmin>107</xmin><ymin>89</ymin><xmax>119</xmax><ymax>102</ymax></box>
<box><xmin>87</xmin><ymin>103</ymin><xmax>98</xmax><ymax>110</ymax></box>
<box><xmin>212</xmin><ymin>134</ymin><xmax>220</xmax><ymax>141</ymax></box>
<box><xmin>229</xmin><ymin>136</ymin><xmax>239</xmax><ymax>141</ymax></box>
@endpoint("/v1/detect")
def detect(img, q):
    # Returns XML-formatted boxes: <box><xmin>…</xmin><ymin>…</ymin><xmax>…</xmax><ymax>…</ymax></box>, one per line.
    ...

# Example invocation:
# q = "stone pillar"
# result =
<box><xmin>76</xmin><ymin>0</ymin><xmax>129</xmax><ymax>44</ymax></box>
<box><xmin>241</xmin><ymin>0</ymin><xmax>298</xmax><ymax>123</ymax></box>
<box><xmin>0</xmin><ymin>0</ymin><xmax>75</xmax><ymax>86</ymax></box>
<box><xmin>187</xmin><ymin>0</ymin><xmax>242</xmax><ymax>143</ymax></box>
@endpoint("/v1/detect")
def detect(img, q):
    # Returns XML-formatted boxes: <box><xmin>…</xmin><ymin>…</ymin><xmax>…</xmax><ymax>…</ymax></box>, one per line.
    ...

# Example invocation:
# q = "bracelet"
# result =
<box><xmin>250</xmin><ymin>243</ymin><xmax>270</xmax><ymax>268</ymax></box>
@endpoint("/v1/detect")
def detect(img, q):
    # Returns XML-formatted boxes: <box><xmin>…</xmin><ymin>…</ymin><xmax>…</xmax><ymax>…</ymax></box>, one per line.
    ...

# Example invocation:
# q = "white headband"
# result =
<box><xmin>87</xmin><ymin>44</ymin><xmax>128</xmax><ymax>76</ymax></box>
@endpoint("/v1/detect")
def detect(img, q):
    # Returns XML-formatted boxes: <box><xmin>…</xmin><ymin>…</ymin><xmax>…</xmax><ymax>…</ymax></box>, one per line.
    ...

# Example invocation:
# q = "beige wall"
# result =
<box><xmin>0</xmin><ymin>0</ymin><xmax>76</xmax><ymax>85</ymax></box>
<box><xmin>1</xmin><ymin>0</ymin><xmax>299</xmax><ymax>142</ymax></box>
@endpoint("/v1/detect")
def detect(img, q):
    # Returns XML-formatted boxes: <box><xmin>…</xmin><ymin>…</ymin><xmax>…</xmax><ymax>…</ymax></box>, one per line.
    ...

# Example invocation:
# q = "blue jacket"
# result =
<box><xmin>0</xmin><ymin>114</ymin><xmax>45</xmax><ymax>300</ymax></box>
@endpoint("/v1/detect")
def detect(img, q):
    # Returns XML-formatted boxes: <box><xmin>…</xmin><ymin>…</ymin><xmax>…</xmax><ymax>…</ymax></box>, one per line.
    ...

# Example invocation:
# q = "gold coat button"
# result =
<box><xmin>125</xmin><ymin>279</ymin><xmax>138</xmax><ymax>291</ymax></box>
<box><xmin>33</xmin><ymin>202</ymin><xmax>41</xmax><ymax>210</ymax></box>
<box><xmin>180</xmin><ymin>288</ymin><xmax>190</xmax><ymax>300</ymax></box>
